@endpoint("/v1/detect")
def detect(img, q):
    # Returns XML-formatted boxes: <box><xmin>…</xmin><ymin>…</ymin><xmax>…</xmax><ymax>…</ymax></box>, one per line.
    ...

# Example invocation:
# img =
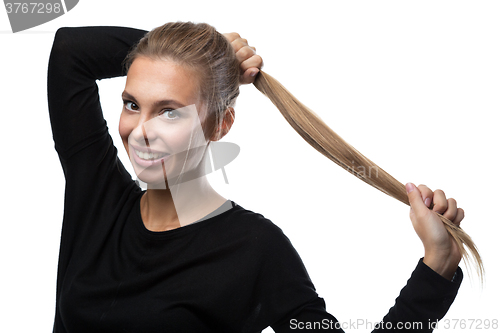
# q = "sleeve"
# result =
<box><xmin>46</xmin><ymin>26</ymin><xmax>147</xmax><ymax>237</ymax></box>
<box><xmin>372</xmin><ymin>259</ymin><xmax>463</xmax><ymax>332</ymax></box>
<box><xmin>47</xmin><ymin>26</ymin><xmax>147</xmax><ymax>161</ymax></box>
<box><xmin>46</xmin><ymin>25</ymin><xmax>148</xmax><ymax>261</ymax></box>
<box><xmin>253</xmin><ymin>223</ymin><xmax>344</xmax><ymax>332</ymax></box>
<box><xmin>261</xmin><ymin>225</ymin><xmax>462</xmax><ymax>332</ymax></box>
<box><xmin>47</xmin><ymin>27</ymin><xmax>147</xmax><ymax>332</ymax></box>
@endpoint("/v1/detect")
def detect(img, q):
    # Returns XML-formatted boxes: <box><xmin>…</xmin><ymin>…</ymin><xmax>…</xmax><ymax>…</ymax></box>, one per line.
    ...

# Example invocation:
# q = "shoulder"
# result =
<box><xmin>224</xmin><ymin>202</ymin><xmax>289</xmax><ymax>244</ymax></box>
<box><xmin>223</xmin><ymin>203</ymin><xmax>318</xmax><ymax>310</ymax></box>
<box><xmin>217</xmin><ymin>202</ymin><xmax>304</xmax><ymax>268</ymax></box>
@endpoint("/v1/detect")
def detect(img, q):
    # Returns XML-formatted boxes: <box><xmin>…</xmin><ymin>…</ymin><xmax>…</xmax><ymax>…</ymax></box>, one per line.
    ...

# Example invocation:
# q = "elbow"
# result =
<box><xmin>50</xmin><ymin>26</ymin><xmax>91</xmax><ymax>62</ymax></box>
<box><xmin>48</xmin><ymin>27</ymin><xmax>84</xmax><ymax>76</ymax></box>
<box><xmin>51</xmin><ymin>27</ymin><xmax>75</xmax><ymax>57</ymax></box>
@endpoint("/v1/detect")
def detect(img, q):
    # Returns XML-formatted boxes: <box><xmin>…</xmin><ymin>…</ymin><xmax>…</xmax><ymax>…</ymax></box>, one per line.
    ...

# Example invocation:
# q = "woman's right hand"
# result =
<box><xmin>405</xmin><ymin>183</ymin><xmax>464</xmax><ymax>280</ymax></box>
<box><xmin>223</xmin><ymin>32</ymin><xmax>263</xmax><ymax>85</ymax></box>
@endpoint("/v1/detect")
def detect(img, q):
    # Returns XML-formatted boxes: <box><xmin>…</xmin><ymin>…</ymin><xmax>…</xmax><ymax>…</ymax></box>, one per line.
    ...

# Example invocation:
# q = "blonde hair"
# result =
<box><xmin>254</xmin><ymin>71</ymin><xmax>483</xmax><ymax>280</ymax></box>
<box><xmin>125</xmin><ymin>22</ymin><xmax>483</xmax><ymax>279</ymax></box>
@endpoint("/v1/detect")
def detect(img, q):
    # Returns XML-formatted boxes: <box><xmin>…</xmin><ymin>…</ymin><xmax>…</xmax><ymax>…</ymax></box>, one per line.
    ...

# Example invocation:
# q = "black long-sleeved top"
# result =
<box><xmin>47</xmin><ymin>26</ymin><xmax>463</xmax><ymax>332</ymax></box>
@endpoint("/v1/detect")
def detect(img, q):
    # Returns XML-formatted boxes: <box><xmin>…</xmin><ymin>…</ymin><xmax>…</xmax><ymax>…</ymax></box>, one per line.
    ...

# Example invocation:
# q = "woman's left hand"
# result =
<box><xmin>406</xmin><ymin>183</ymin><xmax>463</xmax><ymax>280</ymax></box>
<box><xmin>223</xmin><ymin>32</ymin><xmax>263</xmax><ymax>85</ymax></box>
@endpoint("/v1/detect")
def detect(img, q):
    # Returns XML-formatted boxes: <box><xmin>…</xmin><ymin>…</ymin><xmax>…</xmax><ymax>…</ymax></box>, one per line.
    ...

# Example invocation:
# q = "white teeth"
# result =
<box><xmin>134</xmin><ymin>149</ymin><xmax>167</xmax><ymax>161</ymax></box>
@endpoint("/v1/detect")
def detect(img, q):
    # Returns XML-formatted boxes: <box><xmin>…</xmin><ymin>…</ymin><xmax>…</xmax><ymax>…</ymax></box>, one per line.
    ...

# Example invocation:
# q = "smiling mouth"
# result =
<box><xmin>134</xmin><ymin>149</ymin><xmax>169</xmax><ymax>161</ymax></box>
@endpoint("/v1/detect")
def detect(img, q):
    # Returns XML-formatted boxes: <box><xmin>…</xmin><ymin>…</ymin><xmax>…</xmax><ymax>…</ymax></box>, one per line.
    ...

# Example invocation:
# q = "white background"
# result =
<box><xmin>1</xmin><ymin>1</ymin><xmax>499</xmax><ymax>331</ymax></box>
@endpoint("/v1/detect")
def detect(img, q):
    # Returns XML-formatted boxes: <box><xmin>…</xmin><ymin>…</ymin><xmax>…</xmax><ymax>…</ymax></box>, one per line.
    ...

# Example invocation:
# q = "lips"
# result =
<box><xmin>134</xmin><ymin>149</ymin><xmax>168</xmax><ymax>160</ymax></box>
<box><xmin>130</xmin><ymin>144</ymin><xmax>170</xmax><ymax>167</ymax></box>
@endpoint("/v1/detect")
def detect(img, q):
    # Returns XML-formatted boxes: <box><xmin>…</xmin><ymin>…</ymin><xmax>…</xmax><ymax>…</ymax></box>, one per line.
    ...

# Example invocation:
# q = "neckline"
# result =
<box><xmin>133</xmin><ymin>191</ymin><xmax>238</xmax><ymax>240</ymax></box>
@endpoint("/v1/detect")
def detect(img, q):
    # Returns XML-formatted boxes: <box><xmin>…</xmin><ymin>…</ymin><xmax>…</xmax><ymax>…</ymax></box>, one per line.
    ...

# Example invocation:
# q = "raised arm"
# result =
<box><xmin>47</xmin><ymin>26</ymin><xmax>147</xmax><ymax>159</ymax></box>
<box><xmin>266</xmin><ymin>247</ymin><xmax>461</xmax><ymax>332</ymax></box>
<box><xmin>269</xmin><ymin>183</ymin><xmax>463</xmax><ymax>332</ymax></box>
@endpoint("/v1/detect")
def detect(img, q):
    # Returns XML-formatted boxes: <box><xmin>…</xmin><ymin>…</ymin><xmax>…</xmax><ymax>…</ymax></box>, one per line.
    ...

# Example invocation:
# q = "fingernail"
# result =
<box><xmin>405</xmin><ymin>182</ymin><xmax>415</xmax><ymax>193</ymax></box>
<box><xmin>424</xmin><ymin>198</ymin><xmax>431</xmax><ymax>207</ymax></box>
<box><xmin>250</xmin><ymin>70</ymin><xmax>258</xmax><ymax>77</ymax></box>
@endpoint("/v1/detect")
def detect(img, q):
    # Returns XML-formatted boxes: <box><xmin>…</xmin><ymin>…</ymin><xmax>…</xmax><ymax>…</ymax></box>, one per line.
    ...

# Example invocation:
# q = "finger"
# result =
<box><xmin>432</xmin><ymin>189</ymin><xmax>448</xmax><ymax>214</ymax></box>
<box><xmin>235</xmin><ymin>46</ymin><xmax>256</xmax><ymax>65</ymax></box>
<box><xmin>442</xmin><ymin>198</ymin><xmax>458</xmax><ymax>222</ymax></box>
<box><xmin>231</xmin><ymin>38</ymin><xmax>250</xmax><ymax>54</ymax></box>
<box><xmin>406</xmin><ymin>183</ymin><xmax>429</xmax><ymax>219</ymax></box>
<box><xmin>240</xmin><ymin>68</ymin><xmax>260</xmax><ymax>85</ymax></box>
<box><xmin>223</xmin><ymin>32</ymin><xmax>240</xmax><ymax>43</ymax></box>
<box><xmin>417</xmin><ymin>184</ymin><xmax>434</xmax><ymax>208</ymax></box>
<box><xmin>454</xmin><ymin>208</ymin><xmax>465</xmax><ymax>226</ymax></box>
<box><xmin>240</xmin><ymin>54</ymin><xmax>263</xmax><ymax>73</ymax></box>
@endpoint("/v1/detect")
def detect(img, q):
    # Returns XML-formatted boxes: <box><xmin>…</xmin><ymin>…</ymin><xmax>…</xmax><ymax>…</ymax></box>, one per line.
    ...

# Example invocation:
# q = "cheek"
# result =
<box><xmin>118</xmin><ymin>113</ymin><xmax>134</xmax><ymax>142</ymax></box>
<box><xmin>161</xmin><ymin>127</ymin><xmax>191</xmax><ymax>152</ymax></box>
<box><xmin>160</xmin><ymin>123</ymin><xmax>207</xmax><ymax>155</ymax></box>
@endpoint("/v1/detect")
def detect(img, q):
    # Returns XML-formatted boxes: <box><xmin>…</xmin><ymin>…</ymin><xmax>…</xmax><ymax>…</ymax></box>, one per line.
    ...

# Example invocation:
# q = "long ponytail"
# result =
<box><xmin>253</xmin><ymin>70</ymin><xmax>483</xmax><ymax>280</ymax></box>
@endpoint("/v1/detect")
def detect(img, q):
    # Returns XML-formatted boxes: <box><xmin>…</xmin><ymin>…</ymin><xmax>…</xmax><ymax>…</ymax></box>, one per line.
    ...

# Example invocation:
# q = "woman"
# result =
<box><xmin>47</xmin><ymin>22</ymin><xmax>463</xmax><ymax>332</ymax></box>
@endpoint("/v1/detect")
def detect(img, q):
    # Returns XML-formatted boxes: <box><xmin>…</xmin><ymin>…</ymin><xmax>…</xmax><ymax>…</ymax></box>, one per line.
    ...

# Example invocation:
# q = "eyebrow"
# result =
<box><xmin>121</xmin><ymin>91</ymin><xmax>188</xmax><ymax>109</ymax></box>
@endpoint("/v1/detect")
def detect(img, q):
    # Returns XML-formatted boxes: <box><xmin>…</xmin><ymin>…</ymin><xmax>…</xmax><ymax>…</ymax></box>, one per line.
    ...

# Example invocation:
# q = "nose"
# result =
<box><xmin>129</xmin><ymin>114</ymin><xmax>160</xmax><ymax>146</ymax></box>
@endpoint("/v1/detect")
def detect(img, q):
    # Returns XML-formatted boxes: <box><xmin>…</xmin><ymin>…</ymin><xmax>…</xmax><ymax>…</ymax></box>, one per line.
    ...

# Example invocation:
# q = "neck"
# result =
<box><xmin>140</xmin><ymin>175</ymin><xmax>226</xmax><ymax>232</ymax></box>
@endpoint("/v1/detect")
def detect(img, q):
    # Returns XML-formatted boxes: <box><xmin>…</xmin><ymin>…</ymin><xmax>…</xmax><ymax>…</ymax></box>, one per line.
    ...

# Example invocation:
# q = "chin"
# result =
<box><xmin>136</xmin><ymin>175</ymin><xmax>167</xmax><ymax>189</ymax></box>
<box><xmin>133</xmin><ymin>164</ymin><xmax>193</xmax><ymax>189</ymax></box>
<box><xmin>136</xmin><ymin>164</ymin><xmax>211</xmax><ymax>189</ymax></box>
<box><xmin>133</xmin><ymin>164</ymin><xmax>169</xmax><ymax>188</ymax></box>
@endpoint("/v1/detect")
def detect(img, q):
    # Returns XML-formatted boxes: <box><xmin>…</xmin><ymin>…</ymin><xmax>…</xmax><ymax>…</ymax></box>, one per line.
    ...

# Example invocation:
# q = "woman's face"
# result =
<box><xmin>119</xmin><ymin>56</ymin><xmax>210</xmax><ymax>187</ymax></box>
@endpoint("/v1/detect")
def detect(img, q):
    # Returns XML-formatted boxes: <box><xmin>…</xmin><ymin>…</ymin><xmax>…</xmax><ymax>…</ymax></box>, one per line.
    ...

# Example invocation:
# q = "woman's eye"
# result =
<box><xmin>124</xmin><ymin>101</ymin><xmax>139</xmax><ymax>111</ymax></box>
<box><xmin>160</xmin><ymin>109</ymin><xmax>179</xmax><ymax>120</ymax></box>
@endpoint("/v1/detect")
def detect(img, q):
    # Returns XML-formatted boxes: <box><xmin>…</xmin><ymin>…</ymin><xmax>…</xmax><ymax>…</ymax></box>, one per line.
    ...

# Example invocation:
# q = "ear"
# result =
<box><xmin>210</xmin><ymin>107</ymin><xmax>235</xmax><ymax>141</ymax></box>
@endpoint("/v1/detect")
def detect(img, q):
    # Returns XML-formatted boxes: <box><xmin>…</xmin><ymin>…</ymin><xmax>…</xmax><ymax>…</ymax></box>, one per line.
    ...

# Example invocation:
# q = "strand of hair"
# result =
<box><xmin>253</xmin><ymin>70</ymin><xmax>483</xmax><ymax>282</ymax></box>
